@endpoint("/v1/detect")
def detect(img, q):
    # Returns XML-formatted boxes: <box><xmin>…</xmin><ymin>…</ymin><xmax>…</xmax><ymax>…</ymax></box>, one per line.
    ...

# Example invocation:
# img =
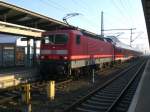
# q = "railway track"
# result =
<box><xmin>0</xmin><ymin>89</ymin><xmax>21</xmax><ymax>112</ymax></box>
<box><xmin>31</xmin><ymin>79</ymin><xmax>72</xmax><ymax>91</ymax></box>
<box><xmin>0</xmin><ymin>90</ymin><xmax>19</xmax><ymax>103</ymax></box>
<box><xmin>0</xmin><ymin>78</ymin><xmax>73</xmax><ymax>102</ymax></box>
<box><xmin>64</xmin><ymin>59</ymin><xmax>146</xmax><ymax>112</ymax></box>
<box><xmin>0</xmin><ymin>79</ymin><xmax>73</xmax><ymax>111</ymax></box>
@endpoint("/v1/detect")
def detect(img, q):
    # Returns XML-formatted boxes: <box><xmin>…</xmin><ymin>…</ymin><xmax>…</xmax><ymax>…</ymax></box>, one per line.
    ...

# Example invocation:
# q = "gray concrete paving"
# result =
<box><xmin>0</xmin><ymin>67</ymin><xmax>38</xmax><ymax>88</ymax></box>
<box><xmin>128</xmin><ymin>59</ymin><xmax>150</xmax><ymax>112</ymax></box>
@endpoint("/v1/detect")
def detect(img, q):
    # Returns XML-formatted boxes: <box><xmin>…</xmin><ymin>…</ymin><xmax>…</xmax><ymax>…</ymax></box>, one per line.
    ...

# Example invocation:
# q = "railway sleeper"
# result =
<box><xmin>103</xmin><ymin>84</ymin><xmax>124</xmax><ymax>88</ymax></box>
<box><xmin>99</xmin><ymin>90</ymin><xmax>121</xmax><ymax>95</ymax></box>
<box><xmin>94</xmin><ymin>94</ymin><xmax>116</xmax><ymax>99</ymax></box>
<box><xmin>127</xmin><ymin>89</ymin><xmax>136</xmax><ymax>94</ymax></box>
<box><xmin>79</xmin><ymin>103</ymin><xmax>108</xmax><ymax>111</ymax></box>
<box><xmin>103</xmin><ymin>85</ymin><xmax>125</xmax><ymax>89</ymax></box>
<box><xmin>119</xmin><ymin>99</ymin><xmax>131</xmax><ymax>104</ymax></box>
<box><xmin>110</xmin><ymin>82</ymin><xmax>127</xmax><ymax>87</ymax></box>
<box><xmin>84</xmin><ymin>101</ymin><xmax>112</xmax><ymax>108</ymax></box>
<box><xmin>121</xmin><ymin>96</ymin><xmax>133</xmax><ymax>102</ymax></box>
<box><xmin>117</xmin><ymin>102</ymin><xmax>129</xmax><ymax>109</ymax></box>
<box><xmin>3</xmin><ymin>92</ymin><xmax>17</xmax><ymax>97</ymax></box>
<box><xmin>87</xmin><ymin>99</ymin><xmax>112</xmax><ymax>106</ymax></box>
<box><xmin>101</xmin><ymin>89</ymin><xmax>122</xmax><ymax>93</ymax></box>
<box><xmin>93</xmin><ymin>96</ymin><xmax>116</xmax><ymax>101</ymax></box>
<box><xmin>102</xmin><ymin>87</ymin><xmax>123</xmax><ymax>91</ymax></box>
<box><xmin>115</xmin><ymin>106</ymin><xmax>128</xmax><ymax>112</ymax></box>
<box><xmin>76</xmin><ymin>107</ymin><xmax>99</xmax><ymax>112</ymax></box>
<box><xmin>91</xmin><ymin>96</ymin><xmax>114</xmax><ymax>103</ymax></box>
<box><xmin>124</xmin><ymin>92</ymin><xmax>135</xmax><ymax>97</ymax></box>
<box><xmin>97</xmin><ymin>92</ymin><xmax>118</xmax><ymax>97</ymax></box>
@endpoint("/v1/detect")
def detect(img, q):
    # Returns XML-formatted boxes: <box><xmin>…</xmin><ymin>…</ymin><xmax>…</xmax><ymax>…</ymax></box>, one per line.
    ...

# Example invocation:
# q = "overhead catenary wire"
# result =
<box><xmin>70</xmin><ymin>0</ymin><xmax>101</xmax><ymax>27</ymax></box>
<box><xmin>40</xmin><ymin>0</ymin><xmax>100</xmax><ymax>31</ymax></box>
<box><xmin>75</xmin><ymin>0</ymin><xmax>137</xmax><ymax>34</ymax></box>
<box><xmin>51</xmin><ymin>0</ymin><xmax>100</xmax><ymax>29</ymax></box>
<box><xmin>40</xmin><ymin>0</ymin><xmax>69</xmax><ymax>13</ymax></box>
<box><xmin>131</xmin><ymin>31</ymin><xmax>143</xmax><ymax>42</ymax></box>
<box><xmin>71</xmin><ymin>0</ymin><xmax>95</xmax><ymax>16</ymax></box>
<box><xmin>110</xmin><ymin>0</ymin><xmax>132</xmax><ymax>27</ymax></box>
<box><xmin>119</xmin><ymin>0</ymin><xmax>136</xmax><ymax>27</ymax></box>
<box><xmin>104</xmin><ymin>12</ymin><xmax>128</xmax><ymax>28</ymax></box>
<box><xmin>45</xmin><ymin>0</ymin><xmax>73</xmax><ymax>12</ymax></box>
<box><xmin>37</xmin><ymin>0</ymin><xmax>135</xmax><ymax>34</ymax></box>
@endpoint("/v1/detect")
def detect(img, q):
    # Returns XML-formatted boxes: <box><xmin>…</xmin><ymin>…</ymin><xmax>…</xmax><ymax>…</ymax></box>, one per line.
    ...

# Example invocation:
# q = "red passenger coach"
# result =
<box><xmin>105</xmin><ymin>36</ymin><xmax>142</xmax><ymax>61</ymax></box>
<box><xmin>40</xmin><ymin>29</ymin><xmax>114</xmax><ymax>79</ymax></box>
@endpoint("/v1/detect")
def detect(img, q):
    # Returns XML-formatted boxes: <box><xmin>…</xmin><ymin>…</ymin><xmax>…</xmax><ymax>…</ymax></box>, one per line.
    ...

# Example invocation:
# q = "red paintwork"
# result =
<box><xmin>40</xmin><ymin>30</ymin><xmax>141</xmax><ymax>61</ymax></box>
<box><xmin>114</xmin><ymin>46</ymin><xmax>141</xmax><ymax>60</ymax></box>
<box><xmin>41</xmin><ymin>30</ymin><xmax>114</xmax><ymax>61</ymax></box>
<box><xmin>70</xmin><ymin>31</ymin><xmax>114</xmax><ymax>60</ymax></box>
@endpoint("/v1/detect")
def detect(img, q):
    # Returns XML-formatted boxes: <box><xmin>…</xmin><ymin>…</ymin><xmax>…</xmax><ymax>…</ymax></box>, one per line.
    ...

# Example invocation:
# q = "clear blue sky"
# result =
<box><xmin>4</xmin><ymin>0</ymin><xmax>150</xmax><ymax>52</ymax></box>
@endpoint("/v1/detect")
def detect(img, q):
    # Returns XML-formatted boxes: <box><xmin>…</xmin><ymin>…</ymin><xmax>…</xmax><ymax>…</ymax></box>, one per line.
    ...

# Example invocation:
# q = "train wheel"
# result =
<box><xmin>73</xmin><ymin>69</ymin><xmax>81</xmax><ymax>80</ymax></box>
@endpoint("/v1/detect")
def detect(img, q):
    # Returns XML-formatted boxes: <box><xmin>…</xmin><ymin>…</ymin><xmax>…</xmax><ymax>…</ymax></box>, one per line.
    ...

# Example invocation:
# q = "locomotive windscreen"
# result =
<box><xmin>42</xmin><ymin>34</ymin><xmax>68</xmax><ymax>44</ymax></box>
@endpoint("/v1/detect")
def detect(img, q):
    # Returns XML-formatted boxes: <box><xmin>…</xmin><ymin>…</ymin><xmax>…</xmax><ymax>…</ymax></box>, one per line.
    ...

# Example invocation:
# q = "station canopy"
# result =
<box><xmin>142</xmin><ymin>0</ymin><xmax>150</xmax><ymax>44</ymax></box>
<box><xmin>0</xmin><ymin>1</ymin><xmax>70</xmax><ymax>31</ymax></box>
<box><xmin>0</xmin><ymin>1</ymin><xmax>99</xmax><ymax>37</ymax></box>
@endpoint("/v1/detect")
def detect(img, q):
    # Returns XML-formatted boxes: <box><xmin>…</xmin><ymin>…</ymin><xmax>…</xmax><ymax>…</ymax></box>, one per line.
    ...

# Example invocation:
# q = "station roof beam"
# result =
<box><xmin>0</xmin><ymin>21</ymin><xmax>44</xmax><ymax>37</ymax></box>
<box><xmin>7</xmin><ymin>14</ymin><xmax>27</xmax><ymax>22</ymax></box>
<box><xmin>0</xmin><ymin>8</ymin><xmax>10</xmax><ymax>15</ymax></box>
<box><xmin>18</xmin><ymin>18</ymin><xmax>41</xmax><ymax>25</ymax></box>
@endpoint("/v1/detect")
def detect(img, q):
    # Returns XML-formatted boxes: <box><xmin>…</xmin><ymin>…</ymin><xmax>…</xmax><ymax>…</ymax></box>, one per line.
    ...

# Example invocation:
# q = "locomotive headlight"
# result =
<box><xmin>64</xmin><ymin>56</ymin><xmax>68</xmax><ymax>60</ymax></box>
<box><xmin>40</xmin><ymin>55</ymin><xmax>45</xmax><ymax>59</ymax></box>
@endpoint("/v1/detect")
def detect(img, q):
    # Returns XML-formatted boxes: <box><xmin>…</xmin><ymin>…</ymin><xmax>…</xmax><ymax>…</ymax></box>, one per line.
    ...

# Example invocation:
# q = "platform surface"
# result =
<box><xmin>128</xmin><ymin>59</ymin><xmax>150</xmax><ymax>112</ymax></box>
<box><xmin>0</xmin><ymin>67</ymin><xmax>38</xmax><ymax>89</ymax></box>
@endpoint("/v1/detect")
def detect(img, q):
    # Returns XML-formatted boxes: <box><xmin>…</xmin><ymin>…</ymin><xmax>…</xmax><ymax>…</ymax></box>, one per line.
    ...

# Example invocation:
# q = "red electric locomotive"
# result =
<box><xmin>39</xmin><ymin>29</ymin><xmax>142</xmax><ymax>79</ymax></box>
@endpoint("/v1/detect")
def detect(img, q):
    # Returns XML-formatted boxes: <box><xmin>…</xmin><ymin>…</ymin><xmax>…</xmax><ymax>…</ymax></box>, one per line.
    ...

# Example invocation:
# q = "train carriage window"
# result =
<box><xmin>76</xmin><ymin>35</ymin><xmax>81</xmax><ymax>44</ymax></box>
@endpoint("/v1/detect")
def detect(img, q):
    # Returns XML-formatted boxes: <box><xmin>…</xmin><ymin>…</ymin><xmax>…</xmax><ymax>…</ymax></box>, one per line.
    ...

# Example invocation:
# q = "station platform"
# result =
<box><xmin>128</xmin><ymin>59</ymin><xmax>150</xmax><ymax>112</ymax></box>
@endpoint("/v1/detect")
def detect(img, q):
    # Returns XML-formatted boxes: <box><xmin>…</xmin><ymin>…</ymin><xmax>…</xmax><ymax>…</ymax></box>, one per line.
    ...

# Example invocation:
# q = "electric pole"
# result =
<box><xmin>101</xmin><ymin>11</ymin><xmax>104</xmax><ymax>38</ymax></box>
<box><xmin>130</xmin><ymin>28</ymin><xmax>133</xmax><ymax>47</ymax></box>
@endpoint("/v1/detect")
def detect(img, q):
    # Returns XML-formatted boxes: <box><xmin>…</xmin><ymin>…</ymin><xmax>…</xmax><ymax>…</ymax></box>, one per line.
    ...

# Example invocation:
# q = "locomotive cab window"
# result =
<box><xmin>76</xmin><ymin>35</ymin><xmax>81</xmax><ymax>44</ymax></box>
<box><xmin>43</xmin><ymin>34</ymin><xmax>68</xmax><ymax>44</ymax></box>
<box><xmin>54</xmin><ymin>34</ymin><xmax>68</xmax><ymax>44</ymax></box>
<box><xmin>41</xmin><ymin>38</ymin><xmax>45</xmax><ymax>44</ymax></box>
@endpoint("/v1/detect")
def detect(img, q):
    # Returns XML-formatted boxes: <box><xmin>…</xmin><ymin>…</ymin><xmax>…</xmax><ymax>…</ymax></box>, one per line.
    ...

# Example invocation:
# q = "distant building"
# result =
<box><xmin>0</xmin><ymin>34</ymin><xmax>40</xmax><ymax>67</ymax></box>
<box><xmin>0</xmin><ymin>34</ymin><xmax>25</xmax><ymax>67</ymax></box>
